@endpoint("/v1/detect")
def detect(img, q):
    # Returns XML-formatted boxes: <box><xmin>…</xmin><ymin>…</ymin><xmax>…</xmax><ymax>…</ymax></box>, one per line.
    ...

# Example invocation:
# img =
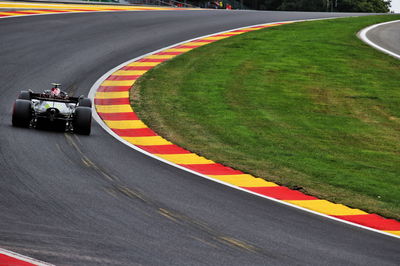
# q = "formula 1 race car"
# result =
<box><xmin>12</xmin><ymin>83</ymin><xmax>92</xmax><ymax>135</ymax></box>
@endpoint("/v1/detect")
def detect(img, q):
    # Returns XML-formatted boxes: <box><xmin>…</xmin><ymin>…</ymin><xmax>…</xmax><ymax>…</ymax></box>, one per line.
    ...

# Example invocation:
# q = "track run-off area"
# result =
<box><xmin>0</xmin><ymin>1</ymin><xmax>399</xmax><ymax>265</ymax></box>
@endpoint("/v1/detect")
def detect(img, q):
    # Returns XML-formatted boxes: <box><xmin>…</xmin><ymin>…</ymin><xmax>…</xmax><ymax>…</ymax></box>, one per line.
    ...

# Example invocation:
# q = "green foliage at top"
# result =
<box><xmin>275</xmin><ymin>0</ymin><xmax>390</xmax><ymax>12</ymax></box>
<box><xmin>195</xmin><ymin>0</ymin><xmax>391</xmax><ymax>12</ymax></box>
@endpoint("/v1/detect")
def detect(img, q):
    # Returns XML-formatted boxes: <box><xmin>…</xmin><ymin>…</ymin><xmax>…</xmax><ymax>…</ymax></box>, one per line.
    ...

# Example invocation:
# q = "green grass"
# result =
<box><xmin>132</xmin><ymin>15</ymin><xmax>400</xmax><ymax>220</ymax></box>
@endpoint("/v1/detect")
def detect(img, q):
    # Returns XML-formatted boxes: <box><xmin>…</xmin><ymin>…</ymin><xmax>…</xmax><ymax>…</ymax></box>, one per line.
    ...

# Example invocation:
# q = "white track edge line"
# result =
<box><xmin>358</xmin><ymin>19</ymin><xmax>400</xmax><ymax>59</ymax></box>
<box><xmin>0</xmin><ymin>248</ymin><xmax>53</xmax><ymax>265</ymax></box>
<box><xmin>88</xmin><ymin>18</ymin><xmax>400</xmax><ymax>240</ymax></box>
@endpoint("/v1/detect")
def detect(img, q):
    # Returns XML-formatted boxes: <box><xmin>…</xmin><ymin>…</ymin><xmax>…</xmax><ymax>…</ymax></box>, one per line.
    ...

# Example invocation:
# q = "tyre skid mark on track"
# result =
<box><xmin>70</xmin><ymin>132</ymin><xmax>266</xmax><ymax>257</ymax></box>
<box><xmin>64</xmin><ymin>133</ymin><xmax>119</xmax><ymax>182</ymax></box>
<box><xmin>91</xmin><ymin>20</ymin><xmax>400</xmax><ymax>239</ymax></box>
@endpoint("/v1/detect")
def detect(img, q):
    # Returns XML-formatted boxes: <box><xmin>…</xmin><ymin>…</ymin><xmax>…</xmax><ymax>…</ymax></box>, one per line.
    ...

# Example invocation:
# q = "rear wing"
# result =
<box><xmin>30</xmin><ymin>92</ymin><xmax>80</xmax><ymax>104</ymax></box>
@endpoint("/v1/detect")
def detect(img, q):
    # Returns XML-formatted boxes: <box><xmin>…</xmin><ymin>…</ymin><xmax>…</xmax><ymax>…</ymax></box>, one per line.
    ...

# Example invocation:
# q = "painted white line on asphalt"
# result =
<box><xmin>88</xmin><ymin>19</ymin><xmax>400</xmax><ymax>240</ymax></box>
<box><xmin>0</xmin><ymin>248</ymin><xmax>53</xmax><ymax>266</ymax></box>
<box><xmin>358</xmin><ymin>19</ymin><xmax>400</xmax><ymax>59</ymax></box>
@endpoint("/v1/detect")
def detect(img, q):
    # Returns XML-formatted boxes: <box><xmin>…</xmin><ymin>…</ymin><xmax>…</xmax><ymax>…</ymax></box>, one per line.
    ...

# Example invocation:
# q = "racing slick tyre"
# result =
<box><xmin>18</xmin><ymin>91</ymin><xmax>31</xmax><ymax>100</ymax></box>
<box><xmin>78</xmin><ymin>97</ymin><xmax>92</xmax><ymax>108</ymax></box>
<box><xmin>73</xmin><ymin>106</ymin><xmax>91</xmax><ymax>135</ymax></box>
<box><xmin>12</xmin><ymin>99</ymin><xmax>31</xmax><ymax>127</ymax></box>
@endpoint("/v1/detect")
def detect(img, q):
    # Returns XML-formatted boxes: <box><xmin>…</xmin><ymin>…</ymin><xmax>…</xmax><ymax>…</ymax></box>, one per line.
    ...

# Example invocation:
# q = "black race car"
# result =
<box><xmin>12</xmin><ymin>84</ymin><xmax>92</xmax><ymax>135</ymax></box>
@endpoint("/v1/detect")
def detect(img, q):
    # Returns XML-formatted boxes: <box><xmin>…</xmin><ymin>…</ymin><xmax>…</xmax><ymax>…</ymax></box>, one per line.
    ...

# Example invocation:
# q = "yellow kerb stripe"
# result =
<box><xmin>0</xmin><ymin>2</ymin><xmax>183</xmax><ymax>10</ymax></box>
<box><xmin>156</xmin><ymin>154</ymin><xmax>214</xmax><ymax>165</ymax></box>
<box><xmin>383</xmin><ymin>231</ymin><xmax>400</xmax><ymax>236</ymax></box>
<box><xmin>263</xmin><ymin>23</ymin><xmax>291</xmax><ymax>27</ymax></box>
<box><xmin>17</xmin><ymin>10</ymin><xmax>54</xmax><ymax>14</ymax></box>
<box><xmin>45</xmin><ymin>9</ymin><xmax>79</xmax><ymax>12</ymax></box>
<box><xmin>183</xmin><ymin>42</ymin><xmax>209</xmax><ymax>46</ymax></box>
<box><xmin>146</xmin><ymin>54</ymin><xmax>177</xmax><ymax>59</ymax></box>
<box><xmin>285</xmin><ymin>200</ymin><xmax>368</xmax><ymax>216</ymax></box>
<box><xmin>104</xmin><ymin>120</ymin><xmax>147</xmax><ymax>129</ymax></box>
<box><xmin>241</xmin><ymin>27</ymin><xmax>261</xmax><ymax>31</ymax></box>
<box><xmin>112</xmin><ymin>70</ymin><xmax>147</xmax><ymax>76</ymax></box>
<box><xmin>95</xmin><ymin>91</ymin><xmax>129</xmax><ymax>99</ymax></box>
<box><xmin>68</xmin><ymin>9</ymin><xmax>92</xmax><ymax>12</ymax></box>
<box><xmin>96</xmin><ymin>104</ymin><xmax>132</xmax><ymax>113</ymax></box>
<box><xmin>163</xmin><ymin>48</ymin><xmax>193</xmax><ymax>53</ymax></box>
<box><xmin>0</xmin><ymin>3</ymin><xmax>112</xmax><ymax>9</ymax></box>
<box><xmin>220</xmin><ymin>32</ymin><xmax>244</xmax><ymax>35</ymax></box>
<box><xmin>101</xmin><ymin>80</ymin><xmax>136</xmax><ymax>87</ymax></box>
<box><xmin>126</xmin><ymin>62</ymin><xmax>161</xmax><ymax>67</ymax></box>
<box><xmin>260</xmin><ymin>24</ymin><xmax>278</xmax><ymax>27</ymax></box>
<box><xmin>201</xmin><ymin>36</ymin><xmax>230</xmax><ymax>41</ymax></box>
<box><xmin>122</xmin><ymin>136</ymin><xmax>172</xmax><ymax>146</ymax></box>
<box><xmin>208</xmin><ymin>174</ymin><xmax>278</xmax><ymax>187</ymax></box>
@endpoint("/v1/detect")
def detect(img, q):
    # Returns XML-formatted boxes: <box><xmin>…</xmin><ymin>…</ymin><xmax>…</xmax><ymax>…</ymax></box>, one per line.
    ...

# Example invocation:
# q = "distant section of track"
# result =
<box><xmin>0</xmin><ymin>10</ymin><xmax>399</xmax><ymax>265</ymax></box>
<box><xmin>361</xmin><ymin>20</ymin><xmax>400</xmax><ymax>58</ymax></box>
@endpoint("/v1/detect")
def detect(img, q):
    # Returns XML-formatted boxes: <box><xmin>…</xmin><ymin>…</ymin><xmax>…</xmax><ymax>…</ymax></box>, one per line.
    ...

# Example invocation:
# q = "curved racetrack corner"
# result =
<box><xmin>0</xmin><ymin>9</ymin><xmax>399</xmax><ymax>265</ymax></box>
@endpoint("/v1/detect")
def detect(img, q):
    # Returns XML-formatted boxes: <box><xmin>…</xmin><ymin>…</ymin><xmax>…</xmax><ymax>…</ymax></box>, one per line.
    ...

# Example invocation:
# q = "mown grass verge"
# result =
<box><xmin>132</xmin><ymin>15</ymin><xmax>400</xmax><ymax>219</ymax></box>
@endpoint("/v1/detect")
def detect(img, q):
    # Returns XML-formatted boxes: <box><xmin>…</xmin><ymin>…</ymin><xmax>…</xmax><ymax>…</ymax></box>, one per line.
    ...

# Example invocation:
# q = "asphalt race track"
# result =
<box><xmin>0</xmin><ymin>10</ymin><xmax>399</xmax><ymax>265</ymax></box>
<box><xmin>365</xmin><ymin>20</ymin><xmax>400</xmax><ymax>56</ymax></box>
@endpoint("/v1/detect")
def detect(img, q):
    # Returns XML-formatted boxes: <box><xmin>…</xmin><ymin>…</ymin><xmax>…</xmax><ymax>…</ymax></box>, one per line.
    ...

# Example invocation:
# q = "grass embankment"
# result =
<box><xmin>132</xmin><ymin>15</ymin><xmax>400</xmax><ymax>219</ymax></box>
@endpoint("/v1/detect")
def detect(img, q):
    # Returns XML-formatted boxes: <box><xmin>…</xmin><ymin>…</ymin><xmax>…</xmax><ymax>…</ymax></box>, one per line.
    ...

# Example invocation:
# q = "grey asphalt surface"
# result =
<box><xmin>0</xmin><ymin>10</ymin><xmax>399</xmax><ymax>265</ymax></box>
<box><xmin>366</xmin><ymin>20</ymin><xmax>400</xmax><ymax>56</ymax></box>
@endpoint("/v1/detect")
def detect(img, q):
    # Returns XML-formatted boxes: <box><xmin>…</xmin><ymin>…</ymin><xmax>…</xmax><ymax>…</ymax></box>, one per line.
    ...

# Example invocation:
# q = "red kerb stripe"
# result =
<box><xmin>106</xmin><ymin>75</ymin><xmax>140</xmax><ymax>81</ymax></box>
<box><xmin>112</xmin><ymin>128</ymin><xmax>157</xmax><ymax>137</ymax></box>
<box><xmin>180</xmin><ymin>163</ymin><xmax>243</xmax><ymax>175</ymax></box>
<box><xmin>137</xmin><ymin>58</ymin><xmax>168</xmax><ymax>63</ymax></box>
<box><xmin>70</xmin><ymin>9</ymin><xmax>95</xmax><ymax>11</ymax></box>
<box><xmin>176</xmin><ymin>45</ymin><xmax>201</xmax><ymax>49</ymax></box>
<box><xmin>121</xmin><ymin>66</ymin><xmax>153</xmax><ymax>71</ymax></box>
<box><xmin>242</xmin><ymin>186</ymin><xmax>318</xmax><ymax>200</ymax></box>
<box><xmin>212</xmin><ymin>34</ymin><xmax>237</xmax><ymax>37</ymax></box>
<box><xmin>11</xmin><ymin>11</ymin><xmax>37</xmax><ymax>14</ymax></box>
<box><xmin>234</xmin><ymin>29</ymin><xmax>253</xmax><ymax>32</ymax></box>
<box><xmin>332</xmin><ymin>214</ymin><xmax>400</xmax><ymax>231</ymax></box>
<box><xmin>191</xmin><ymin>39</ymin><xmax>214</xmax><ymax>43</ymax></box>
<box><xmin>97</xmin><ymin>112</ymin><xmax>138</xmax><ymax>120</ymax></box>
<box><xmin>0</xmin><ymin>254</ymin><xmax>35</xmax><ymax>266</ymax></box>
<box><xmin>137</xmin><ymin>145</ymin><xmax>191</xmax><ymax>154</ymax></box>
<box><xmin>172</xmin><ymin>45</ymin><xmax>199</xmax><ymax>49</ymax></box>
<box><xmin>154</xmin><ymin>52</ymin><xmax>183</xmax><ymax>55</ymax></box>
<box><xmin>97</xmin><ymin>86</ymin><xmax>131</xmax><ymax>92</ymax></box>
<box><xmin>94</xmin><ymin>98</ymin><xmax>130</xmax><ymax>105</ymax></box>
<box><xmin>39</xmin><ymin>9</ymin><xmax>70</xmax><ymax>12</ymax></box>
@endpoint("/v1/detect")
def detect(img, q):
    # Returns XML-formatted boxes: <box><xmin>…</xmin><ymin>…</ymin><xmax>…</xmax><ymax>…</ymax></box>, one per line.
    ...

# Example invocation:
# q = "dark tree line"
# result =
<box><xmin>262</xmin><ymin>0</ymin><xmax>391</xmax><ymax>12</ymax></box>
<box><xmin>196</xmin><ymin>0</ymin><xmax>391</xmax><ymax>12</ymax></box>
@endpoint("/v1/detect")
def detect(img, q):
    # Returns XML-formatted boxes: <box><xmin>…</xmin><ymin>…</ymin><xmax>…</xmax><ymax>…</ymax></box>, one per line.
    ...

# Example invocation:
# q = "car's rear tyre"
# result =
<box><xmin>73</xmin><ymin>106</ymin><xmax>91</xmax><ymax>135</ymax></box>
<box><xmin>12</xmin><ymin>99</ymin><xmax>31</xmax><ymax>127</ymax></box>
<box><xmin>18</xmin><ymin>91</ymin><xmax>31</xmax><ymax>100</ymax></box>
<box><xmin>78</xmin><ymin>97</ymin><xmax>92</xmax><ymax>108</ymax></box>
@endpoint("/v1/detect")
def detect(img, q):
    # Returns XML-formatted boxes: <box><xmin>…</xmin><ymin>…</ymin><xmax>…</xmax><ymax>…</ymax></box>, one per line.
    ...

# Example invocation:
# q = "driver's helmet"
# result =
<box><xmin>50</xmin><ymin>83</ymin><xmax>61</xmax><ymax>96</ymax></box>
<box><xmin>51</xmin><ymin>87</ymin><xmax>61</xmax><ymax>96</ymax></box>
